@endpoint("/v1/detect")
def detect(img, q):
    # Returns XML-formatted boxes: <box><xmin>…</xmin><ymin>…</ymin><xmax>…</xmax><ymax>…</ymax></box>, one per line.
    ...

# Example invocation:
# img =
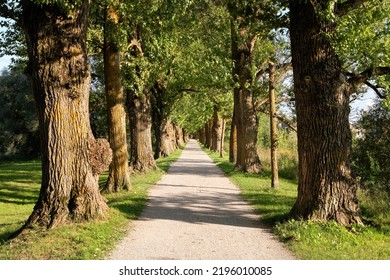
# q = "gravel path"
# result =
<box><xmin>108</xmin><ymin>140</ymin><xmax>295</xmax><ymax>260</ymax></box>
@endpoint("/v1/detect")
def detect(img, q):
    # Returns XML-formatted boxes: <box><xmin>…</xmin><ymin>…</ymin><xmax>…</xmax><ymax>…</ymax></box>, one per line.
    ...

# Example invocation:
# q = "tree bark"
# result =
<box><xmin>220</xmin><ymin>119</ymin><xmax>226</xmax><ymax>158</ymax></box>
<box><xmin>151</xmin><ymin>82</ymin><xmax>175</xmax><ymax>159</ymax></box>
<box><xmin>289</xmin><ymin>1</ymin><xmax>363</xmax><ymax>225</ymax></box>
<box><xmin>127</xmin><ymin>88</ymin><xmax>157</xmax><ymax>172</ymax></box>
<box><xmin>198</xmin><ymin>127</ymin><xmax>206</xmax><ymax>146</ymax></box>
<box><xmin>205</xmin><ymin>119</ymin><xmax>212</xmax><ymax>149</ymax></box>
<box><xmin>211</xmin><ymin>105</ymin><xmax>223</xmax><ymax>153</ymax></box>
<box><xmin>20</xmin><ymin>0</ymin><xmax>110</xmax><ymax>230</ymax></box>
<box><xmin>102</xmin><ymin>4</ymin><xmax>131</xmax><ymax>193</ymax></box>
<box><xmin>174</xmin><ymin>123</ymin><xmax>184</xmax><ymax>147</ymax></box>
<box><xmin>269</xmin><ymin>62</ymin><xmax>279</xmax><ymax>189</ymax></box>
<box><xmin>231</xmin><ymin>19</ymin><xmax>263</xmax><ymax>173</ymax></box>
<box><xmin>229</xmin><ymin>111</ymin><xmax>237</xmax><ymax>163</ymax></box>
<box><xmin>125</xmin><ymin>26</ymin><xmax>156</xmax><ymax>172</ymax></box>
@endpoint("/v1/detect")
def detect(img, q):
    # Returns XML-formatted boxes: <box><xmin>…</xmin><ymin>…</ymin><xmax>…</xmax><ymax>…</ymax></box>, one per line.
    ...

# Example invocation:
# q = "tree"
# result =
<box><xmin>288</xmin><ymin>0</ymin><xmax>389</xmax><ymax>225</ymax></box>
<box><xmin>227</xmin><ymin>0</ymin><xmax>283</xmax><ymax>173</ymax></box>
<box><xmin>151</xmin><ymin>81</ymin><xmax>178</xmax><ymax>158</ymax></box>
<box><xmin>6</xmin><ymin>0</ymin><xmax>112</xmax><ymax>231</ymax></box>
<box><xmin>125</xmin><ymin>25</ymin><xmax>157</xmax><ymax>172</ymax></box>
<box><xmin>0</xmin><ymin>68</ymin><xmax>40</xmax><ymax>159</ymax></box>
<box><xmin>102</xmin><ymin>1</ymin><xmax>131</xmax><ymax>192</ymax></box>
<box><xmin>268</xmin><ymin>61</ymin><xmax>279</xmax><ymax>189</ymax></box>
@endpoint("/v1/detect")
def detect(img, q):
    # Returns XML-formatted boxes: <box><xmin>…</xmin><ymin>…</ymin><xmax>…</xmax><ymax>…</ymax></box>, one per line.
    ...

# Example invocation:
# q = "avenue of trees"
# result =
<box><xmin>0</xmin><ymin>0</ymin><xmax>389</xmax><ymax>234</ymax></box>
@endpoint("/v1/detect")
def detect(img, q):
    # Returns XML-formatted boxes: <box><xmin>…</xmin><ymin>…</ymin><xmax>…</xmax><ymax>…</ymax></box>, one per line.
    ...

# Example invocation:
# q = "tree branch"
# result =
<box><xmin>347</xmin><ymin>67</ymin><xmax>390</xmax><ymax>87</ymax></box>
<box><xmin>335</xmin><ymin>0</ymin><xmax>368</xmax><ymax>17</ymax></box>
<box><xmin>364</xmin><ymin>81</ymin><xmax>386</xmax><ymax>99</ymax></box>
<box><xmin>257</xmin><ymin>107</ymin><xmax>297</xmax><ymax>132</ymax></box>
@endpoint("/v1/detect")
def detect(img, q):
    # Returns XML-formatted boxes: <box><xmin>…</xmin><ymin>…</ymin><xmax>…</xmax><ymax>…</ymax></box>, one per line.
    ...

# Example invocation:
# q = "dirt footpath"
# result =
<box><xmin>108</xmin><ymin>140</ymin><xmax>295</xmax><ymax>260</ymax></box>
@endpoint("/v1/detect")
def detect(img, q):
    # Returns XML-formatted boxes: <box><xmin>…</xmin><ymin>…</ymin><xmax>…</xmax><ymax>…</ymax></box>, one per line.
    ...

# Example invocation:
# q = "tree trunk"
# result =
<box><xmin>205</xmin><ymin>120</ymin><xmax>212</xmax><ymax>149</ymax></box>
<box><xmin>229</xmin><ymin>111</ymin><xmax>237</xmax><ymax>163</ymax></box>
<box><xmin>269</xmin><ymin>62</ymin><xmax>279</xmax><ymax>189</ymax></box>
<box><xmin>199</xmin><ymin>127</ymin><xmax>206</xmax><ymax>146</ymax></box>
<box><xmin>211</xmin><ymin>105</ymin><xmax>223</xmax><ymax>153</ymax></box>
<box><xmin>161</xmin><ymin>119</ymin><xmax>177</xmax><ymax>157</ymax></box>
<box><xmin>289</xmin><ymin>1</ymin><xmax>363</xmax><ymax>225</ymax></box>
<box><xmin>20</xmin><ymin>0</ymin><xmax>110</xmax><ymax>230</ymax></box>
<box><xmin>231</xmin><ymin>19</ymin><xmax>263</xmax><ymax>173</ymax></box>
<box><xmin>151</xmin><ymin>82</ymin><xmax>164</xmax><ymax>158</ymax></box>
<box><xmin>220</xmin><ymin>119</ymin><xmax>226</xmax><ymax>158</ymax></box>
<box><xmin>102</xmin><ymin>5</ymin><xmax>131</xmax><ymax>193</ymax></box>
<box><xmin>183</xmin><ymin>129</ymin><xmax>189</xmax><ymax>143</ymax></box>
<box><xmin>127</xmin><ymin>88</ymin><xmax>157</xmax><ymax>172</ymax></box>
<box><xmin>174</xmin><ymin>123</ymin><xmax>184</xmax><ymax>147</ymax></box>
<box><xmin>151</xmin><ymin>82</ymin><xmax>176</xmax><ymax>159</ymax></box>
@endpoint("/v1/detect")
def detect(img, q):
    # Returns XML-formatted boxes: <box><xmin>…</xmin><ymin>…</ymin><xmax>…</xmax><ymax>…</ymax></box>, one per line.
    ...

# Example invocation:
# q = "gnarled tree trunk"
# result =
<box><xmin>127</xmin><ymin>88</ymin><xmax>157</xmax><ymax>172</ymax></box>
<box><xmin>231</xmin><ymin>19</ymin><xmax>263</xmax><ymax>173</ymax></box>
<box><xmin>20</xmin><ymin>0</ymin><xmax>110</xmax><ymax>230</ymax></box>
<box><xmin>151</xmin><ymin>83</ymin><xmax>177</xmax><ymax>158</ymax></box>
<box><xmin>289</xmin><ymin>1</ymin><xmax>363</xmax><ymax>225</ymax></box>
<box><xmin>102</xmin><ymin>4</ymin><xmax>131</xmax><ymax>193</ymax></box>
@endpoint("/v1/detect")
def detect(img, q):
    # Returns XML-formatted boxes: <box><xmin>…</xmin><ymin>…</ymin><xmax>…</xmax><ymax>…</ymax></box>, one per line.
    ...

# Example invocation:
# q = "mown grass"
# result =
<box><xmin>205</xmin><ymin>147</ymin><xmax>390</xmax><ymax>260</ymax></box>
<box><xmin>0</xmin><ymin>147</ymin><xmax>183</xmax><ymax>260</ymax></box>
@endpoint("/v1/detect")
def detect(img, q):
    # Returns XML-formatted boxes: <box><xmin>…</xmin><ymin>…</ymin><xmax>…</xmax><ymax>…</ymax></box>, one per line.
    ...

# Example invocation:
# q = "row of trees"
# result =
<box><xmin>0</xmin><ymin>0</ymin><xmax>192</xmax><ymax>233</ymax></box>
<box><xmin>0</xmin><ymin>0</ymin><xmax>389</xmax><ymax>234</ymax></box>
<box><xmin>182</xmin><ymin>0</ymin><xmax>390</xmax><ymax>226</ymax></box>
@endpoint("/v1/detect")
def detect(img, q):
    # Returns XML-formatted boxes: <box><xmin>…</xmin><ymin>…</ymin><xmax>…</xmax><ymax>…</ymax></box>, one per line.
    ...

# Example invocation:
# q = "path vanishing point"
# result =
<box><xmin>109</xmin><ymin>139</ymin><xmax>295</xmax><ymax>260</ymax></box>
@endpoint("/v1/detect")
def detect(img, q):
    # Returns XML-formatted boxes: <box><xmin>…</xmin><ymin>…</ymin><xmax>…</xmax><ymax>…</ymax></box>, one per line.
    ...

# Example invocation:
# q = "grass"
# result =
<box><xmin>0</xmin><ymin>147</ymin><xmax>183</xmax><ymax>260</ymax></box>
<box><xmin>204</xmin><ymin>147</ymin><xmax>390</xmax><ymax>260</ymax></box>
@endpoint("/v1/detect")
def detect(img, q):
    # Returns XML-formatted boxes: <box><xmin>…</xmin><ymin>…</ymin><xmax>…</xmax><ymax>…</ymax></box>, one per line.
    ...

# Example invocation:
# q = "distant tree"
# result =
<box><xmin>351</xmin><ymin>101</ymin><xmax>390</xmax><ymax>193</ymax></box>
<box><xmin>0</xmin><ymin>68</ymin><xmax>39</xmax><ymax>159</ymax></box>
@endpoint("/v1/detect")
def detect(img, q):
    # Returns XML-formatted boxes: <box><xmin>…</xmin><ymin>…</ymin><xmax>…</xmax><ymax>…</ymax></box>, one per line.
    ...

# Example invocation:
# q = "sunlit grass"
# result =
<box><xmin>0</xmin><ymin>147</ymin><xmax>183</xmax><ymax>259</ymax></box>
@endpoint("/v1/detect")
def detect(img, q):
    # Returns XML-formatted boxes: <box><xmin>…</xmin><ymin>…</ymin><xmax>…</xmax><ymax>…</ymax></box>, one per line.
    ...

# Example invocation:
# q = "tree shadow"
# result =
<box><xmin>0</xmin><ymin>185</ymin><xmax>39</xmax><ymax>205</ymax></box>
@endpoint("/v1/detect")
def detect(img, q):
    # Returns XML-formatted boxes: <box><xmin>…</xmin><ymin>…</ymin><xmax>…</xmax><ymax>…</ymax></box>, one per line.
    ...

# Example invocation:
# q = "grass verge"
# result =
<box><xmin>0</xmin><ymin>147</ymin><xmax>183</xmax><ymax>260</ymax></box>
<box><xmin>204</xmin><ymin>147</ymin><xmax>390</xmax><ymax>260</ymax></box>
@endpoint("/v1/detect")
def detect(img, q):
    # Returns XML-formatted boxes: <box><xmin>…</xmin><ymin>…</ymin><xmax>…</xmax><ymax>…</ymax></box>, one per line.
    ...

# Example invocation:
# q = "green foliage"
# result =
<box><xmin>351</xmin><ymin>101</ymin><xmax>390</xmax><ymax>193</ymax></box>
<box><xmin>335</xmin><ymin>0</ymin><xmax>390</xmax><ymax>70</ymax></box>
<box><xmin>0</xmin><ymin>68</ymin><xmax>40</xmax><ymax>159</ymax></box>
<box><xmin>169</xmin><ymin>2</ymin><xmax>234</xmax><ymax>132</ymax></box>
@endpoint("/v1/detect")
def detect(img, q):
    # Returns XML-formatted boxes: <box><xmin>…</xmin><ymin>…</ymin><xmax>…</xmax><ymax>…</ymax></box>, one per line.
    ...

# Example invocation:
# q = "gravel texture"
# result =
<box><xmin>108</xmin><ymin>140</ymin><xmax>295</xmax><ymax>260</ymax></box>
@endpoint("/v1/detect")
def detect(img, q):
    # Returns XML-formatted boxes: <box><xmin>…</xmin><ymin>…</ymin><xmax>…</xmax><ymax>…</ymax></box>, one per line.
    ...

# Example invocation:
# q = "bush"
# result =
<box><xmin>350</xmin><ymin>101</ymin><xmax>390</xmax><ymax>194</ymax></box>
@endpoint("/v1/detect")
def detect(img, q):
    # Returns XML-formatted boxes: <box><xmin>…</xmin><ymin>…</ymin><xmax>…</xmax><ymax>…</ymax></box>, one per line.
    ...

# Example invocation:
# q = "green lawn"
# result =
<box><xmin>0</xmin><ymin>148</ymin><xmax>182</xmax><ymax>260</ymax></box>
<box><xmin>205</xmin><ymin>148</ymin><xmax>390</xmax><ymax>260</ymax></box>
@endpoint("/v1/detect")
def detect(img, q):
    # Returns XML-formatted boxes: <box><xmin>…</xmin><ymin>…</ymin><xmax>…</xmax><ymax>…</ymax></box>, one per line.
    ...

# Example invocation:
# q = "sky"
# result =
<box><xmin>0</xmin><ymin>55</ymin><xmax>12</xmax><ymax>71</ymax></box>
